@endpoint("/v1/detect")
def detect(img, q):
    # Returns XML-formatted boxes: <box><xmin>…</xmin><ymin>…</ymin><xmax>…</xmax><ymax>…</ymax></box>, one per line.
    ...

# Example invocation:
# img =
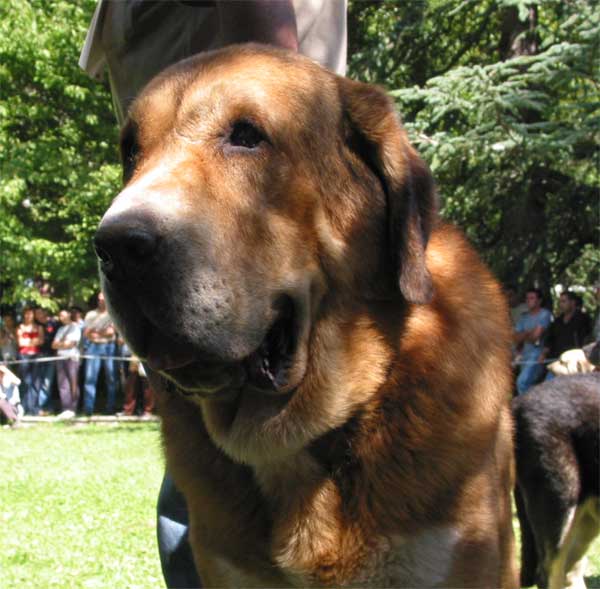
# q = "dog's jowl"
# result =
<box><xmin>95</xmin><ymin>45</ymin><xmax>518</xmax><ymax>587</ymax></box>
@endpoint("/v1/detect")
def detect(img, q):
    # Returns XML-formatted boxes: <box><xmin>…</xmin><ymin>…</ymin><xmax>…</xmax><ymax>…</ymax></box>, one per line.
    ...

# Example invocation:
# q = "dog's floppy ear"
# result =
<box><xmin>339</xmin><ymin>77</ymin><xmax>438</xmax><ymax>304</ymax></box>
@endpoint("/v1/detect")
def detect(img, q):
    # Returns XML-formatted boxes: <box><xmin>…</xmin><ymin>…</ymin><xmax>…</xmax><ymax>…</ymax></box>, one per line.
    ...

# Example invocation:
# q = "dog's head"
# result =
<box><xmin>95</xmin><ymin>44</ymin><xmax>437</xmax><ymax>400</ymax></box>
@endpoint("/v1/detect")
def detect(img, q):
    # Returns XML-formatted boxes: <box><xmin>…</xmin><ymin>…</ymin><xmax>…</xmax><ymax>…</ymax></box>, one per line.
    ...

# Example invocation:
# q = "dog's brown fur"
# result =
<box><xmin>98</xmin><ymin>45</ymin><xmax>517</xmax><ymax>587</ymax></box>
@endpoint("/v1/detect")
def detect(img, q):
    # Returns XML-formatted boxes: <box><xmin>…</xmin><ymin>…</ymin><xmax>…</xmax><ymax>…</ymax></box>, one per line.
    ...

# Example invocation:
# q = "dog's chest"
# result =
<box><xmin>246</xmin><ymin>454</ymin><xmax>463</xmax><ymax>587</ymax></box>
<box><xmin>205</xmin><ymin>524</ymin><xmax>462</xmax><ymax>587</ymax></box>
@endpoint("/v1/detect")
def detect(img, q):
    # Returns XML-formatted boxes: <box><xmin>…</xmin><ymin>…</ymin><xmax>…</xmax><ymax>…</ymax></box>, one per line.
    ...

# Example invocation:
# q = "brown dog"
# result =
<box><xmin>95</xmin><ymin>45</ymin><xmax>517</xmax><ymax>587</ymax></box>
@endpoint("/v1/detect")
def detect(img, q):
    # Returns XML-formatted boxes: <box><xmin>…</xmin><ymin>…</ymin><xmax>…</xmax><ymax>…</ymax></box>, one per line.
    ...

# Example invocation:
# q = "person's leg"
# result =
<box><xmin>18</xmin><ymin>356</ymin><xmax>32</xmax><ymax>414</ymax></box>
<box><xmin>517</xmin><ymin>363</ymin><xmax>544</xmax><ymax>395</ymax></box>
<box><xmin>157</xmin><ymin>474</ymin><xmax>202</xmax><ymax>588</ymax></box>
<box><xmin>83</xmin><ymin>344</ymin><xmax>101</xmax><ymax>415</ymax></box>
<box><xmin>0</xmin><ymin>398</ymin><xmax>17</xmax><ymax>422</ymax></box>
<box><xmin>68</xmin><ymin>359</ymin><xmax>80</xmax><ymax>411</ymax></box>
<box><xmin>101</xmin><ymin>343</ymin><xmax>117</xmax><ymax>414</ymax></box>
<box><xmin>122</xmin><ymin>368</ymin><xmax>138</xmax><ymax>415</ymax></box>
<box><xmin>19</xmin><ymin>356</ymin><xmax>40</xmax><ymax>415</ymax></box>
<box><xmin>56</xmin><ymin>359</ymin><xmax>71</xmax><ymax>410</ymax></box>
<box><xmin>142</xmin><ymin>379</ymin><xmax>155</xmax><ymax>415</ymax></box>
<box><xmin>37</xmin><ymin>361</ymin><xmax>56</xmax><ymax>412</ymax></box>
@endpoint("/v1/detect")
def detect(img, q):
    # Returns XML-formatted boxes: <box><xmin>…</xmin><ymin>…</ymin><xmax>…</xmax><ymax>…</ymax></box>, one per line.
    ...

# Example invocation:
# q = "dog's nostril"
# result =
<box><xmin>94</xmin><ymin>243</ymin><xmax>111</xmax><ymax>263</ymax></box>
<box><xmin>123</xmin><ymin>230</ymin><xmax>158</xmax><ymax>260</ymax></box>
<box><xmin>94</xmin><ymin>245</ymin><xmax>115</xmax><ymax>272</ymax></box>
<box><xmin>94</xmin><ymin>220</ymin><xmax>160</xmax><ymax>281</ymax></box>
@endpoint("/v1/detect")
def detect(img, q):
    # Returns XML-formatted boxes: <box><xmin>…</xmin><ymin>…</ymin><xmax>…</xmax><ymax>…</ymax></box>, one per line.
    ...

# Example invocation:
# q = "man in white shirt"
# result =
<box><xmin>52</xmin><ymin>309</ymin><xmax>82</xmax><ymax>418</ymax></box>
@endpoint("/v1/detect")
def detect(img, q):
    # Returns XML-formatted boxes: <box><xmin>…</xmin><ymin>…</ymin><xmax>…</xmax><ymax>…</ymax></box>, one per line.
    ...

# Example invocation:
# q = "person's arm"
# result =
<box><xmin>99</xmin><ymin>323</ymin><xmax>115</xmax><ymax>339</ymax></box>
<box><xmin>52</xmin><ymin>336</ymin><xmax>77</xmax><ymax>350</ymax></box>
<box><xmin>539</xmin><ymin>320</ymin><xmax>556</xmax><ymax>361</ymax></box>
<box><xmin>513</xmin><ymin>329</ymin><xmax>528</xmax><ymax>345</ymax></box>
<box><xmin>17</xmin><ymin>325</ymin><xmax>37</xmax><ymax>348</ymax></box>
<box><xmin>84</xmin><ymin>314</ymin><xmax>100</xmax><ymax>342</ymax></box>
<box><xmin>513</xmin><ymin>318</ymin><xmax>531</xmax><ymax>345</ymax></box>
<box><xmin>579</xmin><ymin>312</ymin><xmax>593</xmax><ymax>345</ymax></box>
<box><xmin>217</xmin><ymin>0</ymin><xmax>298</xmax><ymax>51</ymax></box>
<box><xmin>16</xmin><ymin>325</ymin><xmax>24</xmax><ymax>348</ymax></box>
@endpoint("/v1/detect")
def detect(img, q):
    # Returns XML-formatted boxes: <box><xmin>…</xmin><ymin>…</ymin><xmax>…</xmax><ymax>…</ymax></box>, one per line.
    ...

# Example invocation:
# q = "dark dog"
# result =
<box><xmin>94</xmin><ymin>44</ymin><xmax>517</xmax><ymax>587</ymax></box>
<box><xmin>513</xmin><ymin>374</ymin><xmax>600</xmax><ymax>589</ymax></box>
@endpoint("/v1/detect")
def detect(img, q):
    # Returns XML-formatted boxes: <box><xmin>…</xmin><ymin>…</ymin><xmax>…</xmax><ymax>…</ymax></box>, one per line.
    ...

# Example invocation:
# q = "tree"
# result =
<box><xmin>349</xmin><ymin>0</ymin><xmax>599</xmax><ymax>298</ymax></box>
<box><xmin>1</xmin><ymin>1</ymin><xmax>597</xmax><ymax>310</ymax></box>
<box><xmin>0</xmin><ymin>0</ymin><xmax>120</xmax><ymax>309</ymax></box>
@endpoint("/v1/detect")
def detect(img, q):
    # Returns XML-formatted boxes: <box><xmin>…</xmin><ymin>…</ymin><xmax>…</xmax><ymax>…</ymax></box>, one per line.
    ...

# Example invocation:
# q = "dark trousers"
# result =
<box><xmin>19</xmin><ymin>354</ymin><xmax>41</xmax><ymax>415</ymax></box>
<box><xmin>157</xmin><ymin>475</ymin><xmax>202</xmax><ymax>588</ymax></box>
<box><xmin>57</xmin><ymin>357</ymin><xmax>80</xmax><ymax>411</ymax></box>
<box><xmin>37</xmin><ymin>359</ymin><xmax>56</xmax><ymax>410</ymax></box>
<box><xmin>122</xmin><ymin>371</ymin><xmax>154</xmax><ymax>415</ymax></box>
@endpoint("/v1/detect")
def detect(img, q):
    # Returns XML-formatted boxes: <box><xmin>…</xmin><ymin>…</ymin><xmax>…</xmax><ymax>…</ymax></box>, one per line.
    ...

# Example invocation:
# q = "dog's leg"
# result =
<box><xmin>515</xmin><ymin>485</ymin><xmax>538</xmax><ymax>587</ymax></box>
<box><xmin>547</xmin><ymin>504</ymin><xmax>578</xmax><ymax>589</ymax></box>
<box><xmin>562</xmin><ymin>498</ymin><xmax>600</xmax><ymax>589</ymax></box>
<box><xmin>548</xmin><ymin>498</ymin><xmax>600</xmax><ymax>589</ymax></box>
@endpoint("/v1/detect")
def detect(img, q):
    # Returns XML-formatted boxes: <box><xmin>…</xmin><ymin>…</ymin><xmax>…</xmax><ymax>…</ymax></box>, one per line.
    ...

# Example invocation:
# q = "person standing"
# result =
<box><xmin>52</xmin><ymin>309</ymin><xmax>82</xmax><ymax>418</ymax></box>
<box><xmin>120</xmin><ymin>356</ymin><xmax>155</xmax><ymax>417</ymax></box>
<box><xmin>514</xmin><ymin>288</ymin><xmax>552</xmax><ymax>395</ymax></box>
<box><xmin>539</xmin><ymin>291</ymin><xmax>592</xmax><ymax>376</ymax></box>
<box><xmin>16</xmin><ymin>307</ymin><xmax>44</xmax><ymax>414</ymax></box>
<box><xmin>35</xmin><ymin>307</ymin><xmax>60</xmax><ymax>415</ymax></box>
<box><xmin>0</xmin><ymin>313</ymin><xmax>18</xmax><ymax>362</ymax></box>
<box><xmin>70</xmin><ymin>306</ymin><xmax>85</xmax><ymax>330</ymax></box>
<box><xmin>83</xmin><ymin>292</ymin><xmax>117</xmax><ymax>415</ymax></box>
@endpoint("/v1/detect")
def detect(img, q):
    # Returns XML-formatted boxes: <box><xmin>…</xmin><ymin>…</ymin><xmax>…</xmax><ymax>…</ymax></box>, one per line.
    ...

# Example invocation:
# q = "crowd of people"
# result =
<box><xmin>508</xmin><ymin>285</ymin><xmax>599</xmax><ymax>395</ymax></box>
<box><xmin>1</xmin><ymin>284</ymin><xmax>598</xmax><ymax>423</ymax></box>
<box><xmin>0</xmin><ymin>291</ymin><xmax>154</xmax><ymax>423</ymax></box>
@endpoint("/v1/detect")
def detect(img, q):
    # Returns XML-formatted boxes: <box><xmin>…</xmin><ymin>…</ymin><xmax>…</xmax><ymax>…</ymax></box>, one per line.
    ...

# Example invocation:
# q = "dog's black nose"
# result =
<box><xmin>94</xmin><ymin>214</ymin><xmax>160</xmax><ymax>281</ymax></box>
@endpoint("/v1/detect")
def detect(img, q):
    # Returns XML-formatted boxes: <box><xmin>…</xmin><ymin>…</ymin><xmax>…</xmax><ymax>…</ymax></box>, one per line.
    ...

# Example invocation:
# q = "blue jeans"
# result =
<box><xmin>37</xmin><ymin>359</ymin><xmax>56</xmax><ymax>411</ymax></box>
<box><xmin>18</xmin><ymin>354</ymin><xmax>41</xmax><ymax>415</ymax></box>
<box><xmin>83</xmin><ymin>342</ymin><xmax>117</xmax><ymax>414</ymax></box>
<box><xmin>516</xmin><ymin>361</ymin><xmax>545</xmax><ymax>395</ymax></box>
<box><xmin>157</xmin><ymin>474</ymin><xmax>201</xmax><ymax>588</ymax></box>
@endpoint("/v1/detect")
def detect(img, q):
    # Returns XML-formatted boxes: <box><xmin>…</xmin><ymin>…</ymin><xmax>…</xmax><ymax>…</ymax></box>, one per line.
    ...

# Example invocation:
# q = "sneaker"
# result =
<box><xmin>56</xmin><ymin>410</ymin><xmax>75</xmax><ymax>420</ymax></box>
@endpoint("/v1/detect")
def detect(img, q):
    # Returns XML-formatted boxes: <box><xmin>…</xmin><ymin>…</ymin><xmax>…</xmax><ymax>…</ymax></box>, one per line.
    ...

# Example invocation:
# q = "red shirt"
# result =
<box><xmin>18</xmin><ymin>325</ymin><xmax>40</xmax><ymax>356</ymax></box>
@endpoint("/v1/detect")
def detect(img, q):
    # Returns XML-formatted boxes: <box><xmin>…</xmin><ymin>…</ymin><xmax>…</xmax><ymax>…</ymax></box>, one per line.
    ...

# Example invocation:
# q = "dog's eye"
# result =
<box><xmin>228</xmin><ymin>121</ymin><xmax>266</xmax><ymax>149</ymax></box>
<box><xmin>120</xmin><ymin>123</ymin><xmax>140</xmax><ymax>184</ymax></box>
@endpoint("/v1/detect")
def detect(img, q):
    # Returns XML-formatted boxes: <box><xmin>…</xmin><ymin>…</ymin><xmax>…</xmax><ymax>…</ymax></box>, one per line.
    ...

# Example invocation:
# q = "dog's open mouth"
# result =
<box><xmin>141</xmin><ymin>295</ymin><xmax>299</xmax><ymax>397</ymax></box>
<box><xmin>244</xmin><ymin>295</ymin><xmax>297</xmax><ymax>392</ymax></box>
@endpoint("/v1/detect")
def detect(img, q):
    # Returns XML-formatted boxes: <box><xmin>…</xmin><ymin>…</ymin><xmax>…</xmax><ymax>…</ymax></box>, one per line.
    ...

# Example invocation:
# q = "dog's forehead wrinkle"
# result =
<box><xmin>164</xmin><ymin>63</ymin><xmax>338</xmax><ymax>143</ymax></box>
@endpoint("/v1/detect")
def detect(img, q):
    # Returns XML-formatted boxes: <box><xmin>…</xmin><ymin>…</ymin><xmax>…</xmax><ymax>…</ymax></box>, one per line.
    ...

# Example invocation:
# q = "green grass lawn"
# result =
<box><xmin>2</xmin><ymin>423</ymin><xmax>165</xmax><ymax>589</ymax></box>
<box><xmin>2</xmin><ymin>423</ymin><xmax>599</xmax><ymax>588</ymax></box>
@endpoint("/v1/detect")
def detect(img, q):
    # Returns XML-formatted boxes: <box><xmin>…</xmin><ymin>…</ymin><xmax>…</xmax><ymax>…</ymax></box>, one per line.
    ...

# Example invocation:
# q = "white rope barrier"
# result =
<box><xmin>1</xmin><ymin>354</ymin><xmax>134</xmax><ymax>366</ymax></box>
<box><xmin>1</xmin><ymin>354</ymin><xmax>559</xmax><ymax>367</ymax></box>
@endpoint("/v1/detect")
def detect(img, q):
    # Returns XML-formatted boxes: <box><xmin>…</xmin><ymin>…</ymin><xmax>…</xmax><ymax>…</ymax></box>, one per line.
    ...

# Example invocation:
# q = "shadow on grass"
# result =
<box><xmin>587</xmin><ymin>575</ymin><xmax>600</xmax><ymax>588</ymax></box>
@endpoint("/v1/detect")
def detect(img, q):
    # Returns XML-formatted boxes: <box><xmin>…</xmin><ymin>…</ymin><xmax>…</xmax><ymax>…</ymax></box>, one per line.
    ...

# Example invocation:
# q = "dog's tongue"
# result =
<box><xmin>146</xmin><ymin>332</ymin><xmax>196</xmax><ymax>371</ymax></box>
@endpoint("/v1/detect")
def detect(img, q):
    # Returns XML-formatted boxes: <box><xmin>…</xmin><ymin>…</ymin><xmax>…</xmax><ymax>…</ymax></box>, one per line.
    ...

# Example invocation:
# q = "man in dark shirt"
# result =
<box><xmin>540</xmin><ymin>291</ymin><xmax>592</xmax><ymax>368</ymax></box>
<box><xmin>35</xmin><ymin>307</ymin><xmax>60</xmax><ymax>414</ymax></box>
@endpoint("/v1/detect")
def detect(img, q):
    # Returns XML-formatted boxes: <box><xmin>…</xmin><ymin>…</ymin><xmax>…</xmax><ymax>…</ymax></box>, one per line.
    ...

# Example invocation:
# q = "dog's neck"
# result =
<box><xmin>199</xmin><ymin>302</ymin><xmax>395</xmax><ymax>468</ymax></box>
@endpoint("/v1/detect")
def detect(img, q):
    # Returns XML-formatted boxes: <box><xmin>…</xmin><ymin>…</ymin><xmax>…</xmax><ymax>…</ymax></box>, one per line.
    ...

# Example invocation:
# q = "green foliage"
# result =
<box><xmin>349</xmin><ymin>0</ymin><xmax>599</xmax><ymax>301</ymax></box>
<box><xmin>0</xmin><ymin>0</ymin><xmax>120</xmax><ymax>308</ymax></box>
<box><xmin>0</xmin><ymin>0</ymin><xmax>597</xmax><ymax>310</ymax></box>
